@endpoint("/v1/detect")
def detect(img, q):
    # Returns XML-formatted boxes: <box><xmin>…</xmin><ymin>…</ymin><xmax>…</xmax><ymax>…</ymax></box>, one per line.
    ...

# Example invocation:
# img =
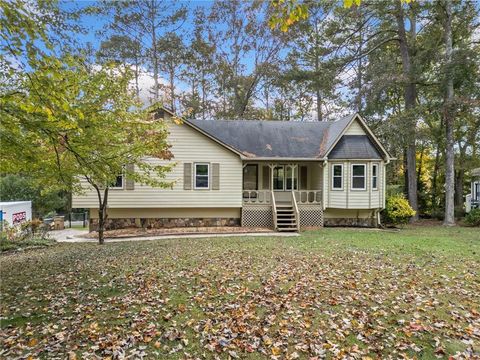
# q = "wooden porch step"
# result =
<box><xmin>277</xmin><ymin>227</ymin><xmax>298</xmax><ymax>232</ymax></box>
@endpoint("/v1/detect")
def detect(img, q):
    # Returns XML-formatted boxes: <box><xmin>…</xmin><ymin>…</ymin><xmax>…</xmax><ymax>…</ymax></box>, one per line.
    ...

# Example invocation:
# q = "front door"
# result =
<box><xmin>273</xmin><ymin>165</ymin><xmax>298</xmax><ymax>191</ymax></box>
<box><xmin>273</xmin><ymin>166</ymin><xmax>285</xmax><ymax>191</ymax></box>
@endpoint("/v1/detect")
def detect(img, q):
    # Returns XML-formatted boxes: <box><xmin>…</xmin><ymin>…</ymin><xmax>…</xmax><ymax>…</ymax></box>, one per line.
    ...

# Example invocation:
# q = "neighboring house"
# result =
<box><xmin>465</xmin><ymin>167</ymin><xmax>480</xmax><ymax>213</ymax></box>
<box><xmin>72</xmin><ymin>108</ymin><xmax>392</xmax><ymax>231</ymax></box>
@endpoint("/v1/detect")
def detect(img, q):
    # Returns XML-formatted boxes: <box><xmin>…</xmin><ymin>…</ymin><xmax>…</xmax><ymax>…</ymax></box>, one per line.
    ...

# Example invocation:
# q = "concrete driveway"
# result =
<box><xmin>49</xmin><ymin>228</ymin><xmax>89</xmax><ymax>242</ymax></box>
<box><xmin>50</xmin><ymin>229</ymin><xmax>299</xmax><ymax>243</ymax></box>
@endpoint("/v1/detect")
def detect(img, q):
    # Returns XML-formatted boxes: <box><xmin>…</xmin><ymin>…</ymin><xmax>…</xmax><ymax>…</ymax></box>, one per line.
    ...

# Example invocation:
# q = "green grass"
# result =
<box><xmin>0</xmin><ymin>225</ymin><xmax>479</xmax><ymax>359</ymax></box>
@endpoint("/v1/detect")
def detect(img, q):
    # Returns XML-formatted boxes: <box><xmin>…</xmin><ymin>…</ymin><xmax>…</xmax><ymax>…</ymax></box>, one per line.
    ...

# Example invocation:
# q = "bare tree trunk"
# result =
<box><xmin>443</xmin><ymin>0</ymin><xmax>455</xmax><ymax>226</ymax></box>
<box><xmin>94</xmin><ymin>186</ymin><xmax>109</xmax><ymax>245</ymax></box>
<box><xmin>99</xmin><ymin>188</ymin><xmax>109</xmax><ymax>245</ymax></box>
<box><xmin>134</xmin><ymin>61</ymin><xmax>140</xmax><ymax>100</ymax></box>
<box><xmin>431</xmin><ymin>144</ymin><xmax>441</xmax><ymax>210</ymax></box>
<box><xmin>417</xmin><ymin>141</ymin><xmax>424</xmax><ymax>186</ymax></box>
<box><xmin>395</xmin><ymin>0</ymin><xmax>418</xmax><ymax>220</ymax></box>
<box><xmin>201</xmin><ymin>69</ymin><xmax>206</xmax><ymax>120</ymax></box>
<box><xmin>356</xmin><ymin>7</ymin><xmax>363</xmax><ymax>113</ymax></box>
<box><xmin>150</xmin><ymin>0</ymin><xmax>159</xmax><ymax>102</ymax></box>
<box><xmin>454</xmin><ymin>143</ymin><xmax>466</xmax><ymax>209</ymax></box>
<box><xmin>316</xmin><ymin>88</ymin><xmax>322</xmax><ymax>122</ymax></box>
<box><xmin>455</xmin><ymin>169</ymin><xmax>464</xmax><ymax>208</ymax></box>
<box><xmin>170</xmin><ymin>68</ymin><xmax>175</xmax><ymax>112</ymax></box>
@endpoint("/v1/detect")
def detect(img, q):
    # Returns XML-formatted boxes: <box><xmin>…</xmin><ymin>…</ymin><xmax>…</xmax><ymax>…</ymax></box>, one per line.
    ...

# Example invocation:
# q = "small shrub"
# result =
<box><xmin>464</xmin><ymin>208</ymin><xmax>480</xmax><ymax>227</ymax></box>
<box><xmin>0</xmin><ymin>220</ymin><xmax>53</xmax><ymax>252</ymax></box>
<box><xmin>383</xmin><ymin>194</ymin><xmax>416</xmax><ymax>226</ymax></box>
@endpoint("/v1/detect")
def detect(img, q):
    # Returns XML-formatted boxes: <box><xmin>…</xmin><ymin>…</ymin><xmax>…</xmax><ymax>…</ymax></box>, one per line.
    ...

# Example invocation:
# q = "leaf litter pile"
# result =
<box><xmin>1</xmin><ymin>228</ymin><xmax>479</xmax><ymax>359</ymax></box>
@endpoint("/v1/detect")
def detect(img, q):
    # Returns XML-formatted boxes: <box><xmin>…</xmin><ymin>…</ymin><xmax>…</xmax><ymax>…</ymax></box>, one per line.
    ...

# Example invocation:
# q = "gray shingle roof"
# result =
<box><xmin>187</xmin><ymin>114</ymin><xmax>385</xmax><ymax>160</ymax></box>
<box><xmin>329</xmin><ymin>135</ymin><xmax>382</xmax><ymax>159</ymax></box>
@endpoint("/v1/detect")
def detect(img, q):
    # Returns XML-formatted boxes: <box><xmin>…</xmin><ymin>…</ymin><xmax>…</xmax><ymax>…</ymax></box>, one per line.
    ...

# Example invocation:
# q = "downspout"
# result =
<box><xmin>323</xmin><ymin>159</ymin><xmax>328</xmax><ymax>211</ymax></box>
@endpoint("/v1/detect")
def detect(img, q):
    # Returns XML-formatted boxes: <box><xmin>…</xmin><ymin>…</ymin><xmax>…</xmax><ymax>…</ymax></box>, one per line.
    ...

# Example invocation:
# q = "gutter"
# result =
<box><xmin>241</xmin><ymin>157</ymin><xmax>329</xmax><ymax>161</ymax></box>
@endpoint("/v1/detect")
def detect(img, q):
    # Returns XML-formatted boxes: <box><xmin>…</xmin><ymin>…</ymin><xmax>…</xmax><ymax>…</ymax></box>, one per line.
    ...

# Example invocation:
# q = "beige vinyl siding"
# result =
<box><xmin>344</xmin><ymin>119</ymin><xmax>366</xmax><ymax>135</ymax></box>
<box><xmin>89</xmin><ymin>207</ymin><xmax>241</xmax><ymax>219</ymax></box>
<box><xmin>72</xmin><ymin>121</ymin><xmax>243</xmax><ymax>209</ymax></box>
<box><xmin>309</xmin><ymin>163</ymin><xmax>323</xmax><ymax>190</ymax></box>
<box><xmin>326</xmin><ymin>161</ymin><xmax>384</xmax><ymax>209</ymax></box>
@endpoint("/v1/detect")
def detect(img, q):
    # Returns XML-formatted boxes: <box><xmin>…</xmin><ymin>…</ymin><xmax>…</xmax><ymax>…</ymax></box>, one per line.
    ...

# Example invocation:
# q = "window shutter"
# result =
<box><xmin>184</xmin><ymin>163</ymin><xmax>192</xmax><ymax>190</ymax></box>
<box><xmin>262</xmin><ymin>166</ymin><xmax>270</xmax><ymax>190</ymax></box>
<box><xmin>212</xmin><ymin>163</ymin><xmax>220</xmax><ymax>190</ymax></box>
<box><xmin>125</xmin><ymin>164</ymin><xmax>135</xmax><ymax>190</ymax></box>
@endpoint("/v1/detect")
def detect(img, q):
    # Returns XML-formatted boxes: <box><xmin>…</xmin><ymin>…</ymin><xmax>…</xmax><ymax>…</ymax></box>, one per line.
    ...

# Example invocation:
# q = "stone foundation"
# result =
<box><xmin>323</xmin><ymin>217</ymin><xmax>377</xmax><ymax>227</ymax></box>
<box><xmin>89</xmin><ymin>217</ymin><xmax>240</xmax><ymax>231</ymax></box>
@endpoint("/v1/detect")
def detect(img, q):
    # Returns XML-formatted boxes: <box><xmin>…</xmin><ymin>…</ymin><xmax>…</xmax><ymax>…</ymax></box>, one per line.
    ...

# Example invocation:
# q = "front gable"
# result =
<box><xmin>344</xmin><ymin>119</ymin><xmax>366</xmax><ymax>135</ymax></box>
<box><xmin>325</xmin><ymin>115</ymin><xmax>391</xmax><ymax>161</ymax></box>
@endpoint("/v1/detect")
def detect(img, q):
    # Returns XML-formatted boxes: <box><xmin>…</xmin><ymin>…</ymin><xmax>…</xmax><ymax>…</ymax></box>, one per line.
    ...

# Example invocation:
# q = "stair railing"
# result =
<box><xmin>291</xmin><ymin>191</ymin><xmax>300</xmax><ymax>232</ymax></box>
<box><xmin>271</xmin><ymin>191</ymin><xmax>277</xmax><ymax>231</ymax></box>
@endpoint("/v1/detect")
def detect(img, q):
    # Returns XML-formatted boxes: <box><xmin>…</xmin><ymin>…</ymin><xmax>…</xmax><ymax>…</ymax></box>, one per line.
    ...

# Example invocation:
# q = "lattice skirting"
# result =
<box><xmin>241</xmin><ymin>206</ymin><xmax>273</xmax><ymax>228</ymax></box>
<box><xmin>299</xmin><ymin>205</ymin><xmax>323</xmax><ymax>228</ymax></box>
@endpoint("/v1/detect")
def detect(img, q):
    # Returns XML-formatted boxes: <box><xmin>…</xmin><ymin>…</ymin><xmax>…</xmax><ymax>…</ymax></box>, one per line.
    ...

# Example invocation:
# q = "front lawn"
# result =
<box><xmin>1</xmin><ymin>226</ymin><xmax>479</xmax><ymax>359</ymax></box>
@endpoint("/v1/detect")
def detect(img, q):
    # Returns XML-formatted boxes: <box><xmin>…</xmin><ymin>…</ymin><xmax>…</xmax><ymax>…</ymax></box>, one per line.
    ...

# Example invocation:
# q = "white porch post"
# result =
<box><xmin>269</xmin><ymin>163</ymin><xmax>275</xmax><ymax>191</ymax></box>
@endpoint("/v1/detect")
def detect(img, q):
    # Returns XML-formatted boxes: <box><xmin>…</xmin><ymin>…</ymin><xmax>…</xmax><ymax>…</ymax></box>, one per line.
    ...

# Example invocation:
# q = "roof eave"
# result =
<box><xmin>323</xmin><ymin>113</ymin><xmax>392</xmax><ymax>161</ymax></box>
<box><xmin>241</xmin><ymin>157</ymin><xmax>327</xmax><ymax>161</ymax></box>
<box><xmin>151</xmin><ymin>108</ymin><xmax>244</xmax><ymax>158</ymax></box>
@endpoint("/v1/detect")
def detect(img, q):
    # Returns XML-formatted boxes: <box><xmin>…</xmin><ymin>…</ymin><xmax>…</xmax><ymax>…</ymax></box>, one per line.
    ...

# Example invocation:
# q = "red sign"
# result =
<box><xmin>12</xmin><ymin>211</ymin><xmax>27</xmax><ymax>225</ymax></box>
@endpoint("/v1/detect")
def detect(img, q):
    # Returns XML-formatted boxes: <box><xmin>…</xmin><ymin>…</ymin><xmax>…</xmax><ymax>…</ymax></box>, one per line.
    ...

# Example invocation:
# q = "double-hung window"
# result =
<box><xmin>351</xmin><ymin>164</ymin><xmax>366</xmax><ymax>190</ymax></box>
<box><xmin>372</xmin><ymin>164</ymin><xmax>379</xmax><ymax>190</ymax></box>
<box><xmin>332</xmin><ymin>164</ymin><xmax>343</xmax><ymax>190</ymax></box>
<box><xmin>194</xmin><ymin>163</ymin><xmax>209</xmax><ymax>189</ymax></box>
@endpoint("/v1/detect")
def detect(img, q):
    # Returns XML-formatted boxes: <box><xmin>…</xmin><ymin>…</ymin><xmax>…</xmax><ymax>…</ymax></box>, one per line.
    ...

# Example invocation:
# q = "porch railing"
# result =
<box><xmin>293</xmin><ymin>190</ymin><xmax>322</xmax><ymax>205</ymax></box>
<box><xmin>272</xmin><ymin>191</ymin><xmax>277</xmax><ymax>230</ymax></box>
<box><xmin>242</xmin><ymin>190</ymin><xmax>272</xmax><ymax>205</ymax></box>
<box><xmin>291</xmin><ymin>191</ymin><xmax>300</xmax><ymax>231</ymax></box>
<box><xmin>242</xmin><ymin>190</ymin><xmax>322</xmax><ymax>205</ymax></box>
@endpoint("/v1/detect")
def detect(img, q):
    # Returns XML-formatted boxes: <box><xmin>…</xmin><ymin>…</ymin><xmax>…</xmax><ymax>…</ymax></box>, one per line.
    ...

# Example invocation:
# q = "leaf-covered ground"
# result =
<box><xmin>1</xmin><ymin>226</ymin><xmax>479</xmax><ymax>359</ymax></box>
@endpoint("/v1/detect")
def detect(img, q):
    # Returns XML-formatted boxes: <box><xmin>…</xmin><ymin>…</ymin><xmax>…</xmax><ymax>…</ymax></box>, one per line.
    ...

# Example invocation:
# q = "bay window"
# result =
<box><xmin>351</xmin><ymin>164</ymin><xmax>366</xmax><ymax>190</ymax></box>
<box><xmin>372</xmin><ymin>164</ymin><xmax>379</xmax><ymax>190</ymax></box>
<box><xmin>332</xmin><ymin>164</ymin><xmax>343</xmax><ymax>190</ymax></box>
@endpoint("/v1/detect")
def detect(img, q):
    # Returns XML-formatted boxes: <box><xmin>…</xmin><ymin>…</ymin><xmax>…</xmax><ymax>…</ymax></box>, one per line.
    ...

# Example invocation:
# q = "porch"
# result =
<box><xmin>241</xmin><ymin>163</ymin><xmax>324</xmax><ymax>231</ymax></box>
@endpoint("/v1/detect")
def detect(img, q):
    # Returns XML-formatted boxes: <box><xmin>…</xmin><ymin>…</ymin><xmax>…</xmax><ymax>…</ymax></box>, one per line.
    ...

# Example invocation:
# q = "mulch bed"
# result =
<box><xmin>82</xmin><ymin>226</ymin><xmax>273</xmax><ymax>239</ymax></box>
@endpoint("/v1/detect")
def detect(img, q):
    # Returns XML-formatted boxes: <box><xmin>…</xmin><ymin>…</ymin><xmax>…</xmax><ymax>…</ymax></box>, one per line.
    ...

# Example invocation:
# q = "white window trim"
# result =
<box><xmin>351</xmin><ymin>163</ymin><xmax>366</xmax><ymax>191</ymax></box>
<box><xmin>331</xmin><ymin>164</ymin><xmax>344</xmax><ymax>191</ymax></box>
<box><xmin>285</xmin><ymin>165</ymin><xmax>298</xmax><ymax>191</ymax></box>
<box><xmin>372</xmin><ymin>163</ymin><xmax>379</xmax><ymax>191</ymax></box>
<box><xmin>110</xmin><ymin>167</ymin><xmax>125</xmax><ymax>189</ymax></box>
<box><xmin>194</xmin><ymin>163</ymin><xmax>210</xmax><ymax>190</ymax></box>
